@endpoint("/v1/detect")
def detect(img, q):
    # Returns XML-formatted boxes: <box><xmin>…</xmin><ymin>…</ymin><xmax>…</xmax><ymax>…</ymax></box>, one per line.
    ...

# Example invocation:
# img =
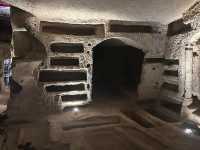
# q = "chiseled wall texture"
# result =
<box><xmin>2</xmin><ymin>0</ymin><xmax>196</xmax><ymax>24</ymax></box>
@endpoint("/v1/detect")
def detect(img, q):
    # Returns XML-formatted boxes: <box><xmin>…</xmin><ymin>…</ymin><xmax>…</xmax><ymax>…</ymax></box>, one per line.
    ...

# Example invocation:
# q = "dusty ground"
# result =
<box><xmin>1</xmin><ymin>94</ymin><xmax>200</xmax><ymax>150</ymax></box>
<box><xmin>0</xmin><ymin>81</ymin><xmax>9</xmax><ymax>113</ymax></box>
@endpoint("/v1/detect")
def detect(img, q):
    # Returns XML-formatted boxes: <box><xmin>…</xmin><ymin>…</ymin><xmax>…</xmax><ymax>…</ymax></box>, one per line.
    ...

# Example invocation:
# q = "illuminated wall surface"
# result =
<box><xmin>1</xmin><ymin>0</ymin><xmax>200</xmax><ymax>122</ymax></box>
<box><xmin>1</xmin><ymin>0</ymin><xmax>196</xmax><ymax>24</ymax></box>
<box><xmin>1</xmin><ymin>1</ymin><xmax>200</xmax><ymax>149</ymax></box>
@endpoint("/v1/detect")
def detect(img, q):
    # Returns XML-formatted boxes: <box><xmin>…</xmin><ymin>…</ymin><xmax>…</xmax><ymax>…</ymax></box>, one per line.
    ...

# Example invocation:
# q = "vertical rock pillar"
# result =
<box><xmin>181</xmin><ymin>43</ymin><xmax>193</xmax><ymax>118</ymax></box>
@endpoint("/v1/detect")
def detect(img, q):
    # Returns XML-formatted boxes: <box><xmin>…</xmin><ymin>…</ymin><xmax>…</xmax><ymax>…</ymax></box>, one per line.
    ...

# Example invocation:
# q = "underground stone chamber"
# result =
<box><xmin>3</xmin><ymin>1</ymin><xmax>200</xmax><ymax>149</ymax></box>
<box><xmin>92</xmin><ymin>38</ymin><xmax>145</xmax><ymax>99</ymax></box>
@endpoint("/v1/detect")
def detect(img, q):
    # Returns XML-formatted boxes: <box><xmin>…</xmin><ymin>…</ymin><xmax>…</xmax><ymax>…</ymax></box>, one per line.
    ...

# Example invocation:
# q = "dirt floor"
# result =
<box><xmin>1</xmin><ymin>94</ymin><xmax>200</xmax><ymax>150</ymax></box>
<box><xmin>0</xmin><ymin>82</ymin><xmax>9</xmax><ymax>113</ymax></box>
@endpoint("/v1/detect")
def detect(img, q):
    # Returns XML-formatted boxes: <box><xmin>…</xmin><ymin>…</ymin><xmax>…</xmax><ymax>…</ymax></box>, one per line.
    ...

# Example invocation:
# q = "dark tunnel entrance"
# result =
<box><xmin>92</xmin><ymin>38</ymin><xmax>145</xmax><ymax>99</ymax></box>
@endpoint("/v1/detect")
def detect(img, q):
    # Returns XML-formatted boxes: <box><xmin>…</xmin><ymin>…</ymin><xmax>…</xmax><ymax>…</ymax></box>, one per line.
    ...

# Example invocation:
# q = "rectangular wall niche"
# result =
<box><xmin>50</xmin><ymin>43</ymin><xmax>84</xmax><ymax>53</ymax></box>
<box><xmin>167</xmin><ymin>18</ymin><xmax>192</xmax><ymax>36</ymax></box>
<box><xmin>61</xmin><ymin>94</ymin><xmax>87</xmax><ymax>102</ymax></box>
<box><xmin>144</xmin><ymin>58</ymin><xmax>164</xmax><ymax>63</ymax></box>
<box><xmin>45</xmin><ymin>83</ymin><xmax>85</xmax><ymax>93</ymax></box>
<box><xmin>163</xmin><ymin>59</ymin><xmax>179</xmax><ymax>65</ymax></box>
<box><xmin>163</xmin><ymin>70</ymin><xmax>178</xmax><ymax>77</ymax></box>
<box><xmin>39</xmin><ymin>70</ymin><xmax>87</xmax><ymax>82</ymax></box>
<box><xmin>144</xmin><ymin>58</ymin><xmax>179</xmax><ymax>65</ymax></box>
<box><xmin>50</xmin><ymin>57</ymin><xmax>79</xmax><ymax>67</ymax></box>
<box><xmin>109</xmin><ymin>22</ymin><xmax>155</xmax><ymax>33</ymax></box>
<box><xmin>41</xmin><ymin>21</ymin><xmax>104</xmax><ymax>37</ymax></box>
<box><xmin>162</xmin><ymin>82</ymin><xmax>179</xmax><ymax>92</ymax></box>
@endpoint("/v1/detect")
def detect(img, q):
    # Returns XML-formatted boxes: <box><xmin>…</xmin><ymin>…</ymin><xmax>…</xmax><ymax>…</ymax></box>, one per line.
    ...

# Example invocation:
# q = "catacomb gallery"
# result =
<box><xmin>1</xmin><ymin>0</ymin><xmax>200</xmax><ymax>149</ymax></box>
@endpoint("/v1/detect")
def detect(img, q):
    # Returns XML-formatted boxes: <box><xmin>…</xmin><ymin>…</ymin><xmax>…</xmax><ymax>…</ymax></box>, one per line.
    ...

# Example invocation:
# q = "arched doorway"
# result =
<box><xmin>92</xmin><ymin>38</ymin><xmax>145</xmax><ymax>99</ymax></box>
